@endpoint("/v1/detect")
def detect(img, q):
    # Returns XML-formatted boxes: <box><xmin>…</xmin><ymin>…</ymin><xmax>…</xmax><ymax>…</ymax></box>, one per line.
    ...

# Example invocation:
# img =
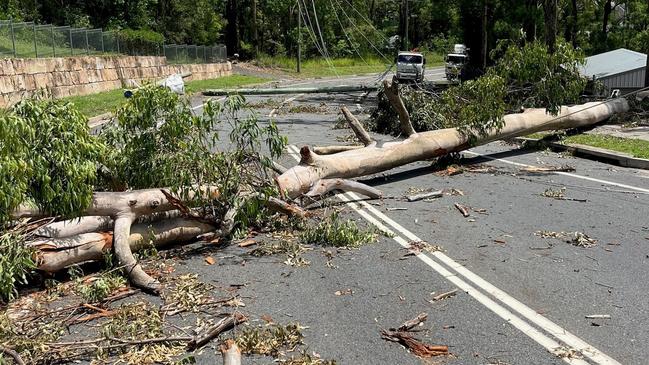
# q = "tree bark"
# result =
<box><xmin>35</xmin><ymin>218</ymin><xmax>215</xmax><ymax>272</ymax></box>
<box><xmin>543</xmin><ymin>0</ymin><xmax>557</xmax><ymax>53</ymax></box>
<box><xmin>277</xmin><ymin>96</ymin><xmax>629</xmax><ymax>199</ymax></box>
<box><xmin>225</xmin><ymin>0</ymin><xmax>240</xmax><ymax>55</ymax></box>
<box><xmin>383</xmin><ymin>80</ymin><xmax>416</xmax><ymax>136</ymax></box>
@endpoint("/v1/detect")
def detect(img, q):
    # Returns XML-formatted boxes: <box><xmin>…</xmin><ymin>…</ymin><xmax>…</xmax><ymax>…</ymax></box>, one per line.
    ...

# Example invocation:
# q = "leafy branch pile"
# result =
<box><xmin>371</xmin><ymin>41</ymin><xmax>588</xmax><ymax>139</ymax></box>
<box><xmin>0</xmin><ymin>83</ymin><xmax>295</xmax><ymax>301</ymax></box>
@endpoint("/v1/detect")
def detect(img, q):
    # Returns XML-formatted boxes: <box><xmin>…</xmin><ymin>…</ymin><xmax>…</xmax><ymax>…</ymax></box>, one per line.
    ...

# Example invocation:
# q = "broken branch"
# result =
<box><xmin>341</xmin><ymin>106</ymin><xmax>374</xmax><ymax>146</ymax></box>
<box><xmin>406</xmin><ymin>190</ymin><xmax>443</xmax><ymax>202</ymax></box>
<box><xmin>383</xmin><ymin>79</ymin><xmax>416</xmax><ymax>136</ymax></box>
<box><xmin>305</xmin><ymin>178</ymin><xmax>383</xmax><ymax>199</ymax></box>
<box><xmin>187</xmin><ymin>313</ymin><xmax>248</xmax><ymax>350</ymax></box>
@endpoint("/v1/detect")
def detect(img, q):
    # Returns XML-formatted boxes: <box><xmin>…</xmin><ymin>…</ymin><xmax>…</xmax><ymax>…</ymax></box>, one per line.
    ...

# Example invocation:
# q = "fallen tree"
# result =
<box><xmin>276</xmin><ymin>79</ymin><xmax>629</xmax><ymax>198</ymax></box>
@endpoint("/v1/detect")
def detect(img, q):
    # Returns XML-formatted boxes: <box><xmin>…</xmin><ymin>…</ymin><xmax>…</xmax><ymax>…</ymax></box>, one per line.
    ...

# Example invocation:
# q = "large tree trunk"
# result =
<box><xmin>276</xmin><ymin>85</ymin><xmax>629</xmax><ymax>199</ymax></box>
<box><xmin>225</xmin><ymin>0</ymin><xmax>239</xmax><ymax>55</ymax></box>
<box><xmin>543</xmin><ymin>0</ymin><xmax>557</xmax><ymax>53</ymax></box>
<box><xmin>564</xmin><ymin>0</ymin><xmax>578</xmax><ymax>47</ymax></box>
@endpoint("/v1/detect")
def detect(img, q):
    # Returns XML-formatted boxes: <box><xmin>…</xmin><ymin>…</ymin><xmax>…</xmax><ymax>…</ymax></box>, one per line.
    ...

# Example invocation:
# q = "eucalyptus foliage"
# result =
<box><xmin>100</xmin><ymin>84</ymin><xmax>287</xmax><ymax>226</ymax></box>
<box><xmin>372</xmin><ymin>41</ymin><xmax>587</xmax><ymax>140</ymax></box>
<box><xmin>0</xmin><ymin>98</ymin><xmax>104</xmax><ymax>224</ymax></box>
<box><xmin>0</xmin><ymin>232</ymin><xmax>35</xmax><ymax>302</ymax></box>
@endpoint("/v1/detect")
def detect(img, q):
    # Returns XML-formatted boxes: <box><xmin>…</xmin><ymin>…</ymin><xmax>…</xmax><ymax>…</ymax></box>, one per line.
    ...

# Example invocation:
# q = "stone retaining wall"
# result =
<box><xmin>0</xmin><ymin>56</ymin><xmax>232</xmax><ymax>107</ymax></box>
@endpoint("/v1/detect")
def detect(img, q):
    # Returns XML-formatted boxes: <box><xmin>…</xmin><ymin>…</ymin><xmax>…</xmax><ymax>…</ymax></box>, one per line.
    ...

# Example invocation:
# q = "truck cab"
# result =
<box><xmin>445</xmin><ymin>44</ymin><xmax>469</xmax><ymax>81</ymax></box>
<box><xmin>396</xmin><ymin>51</ymin><xmax>426</xmax><ymax>83</ymax></box>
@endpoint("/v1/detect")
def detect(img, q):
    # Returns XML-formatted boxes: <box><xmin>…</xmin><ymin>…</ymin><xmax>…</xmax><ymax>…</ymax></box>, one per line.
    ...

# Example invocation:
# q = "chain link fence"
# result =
<box><xmin>0</xmin><ymin>19</ymin><xmax>226</xmax><ymax>63</ymax></box>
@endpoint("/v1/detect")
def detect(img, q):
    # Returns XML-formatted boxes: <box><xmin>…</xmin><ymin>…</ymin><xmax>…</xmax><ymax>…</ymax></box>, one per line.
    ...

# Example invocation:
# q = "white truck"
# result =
<box><xmin>445</xmin><ymin>44</ymin><xmax>469</xmax><ymax>81</ymax></box>
<box><xmin>395</xmin><ymin>51</ymin><xmax>426</xmax><ymax>83</ymax></box>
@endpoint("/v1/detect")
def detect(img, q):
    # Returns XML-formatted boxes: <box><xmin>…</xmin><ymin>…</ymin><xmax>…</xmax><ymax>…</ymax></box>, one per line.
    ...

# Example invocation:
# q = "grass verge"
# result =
<box><xmin>562</xmin><ymin>134</ymin><xmax>649</xmax><ymax>159</ymax></box>
<box><xmin>62</xmin><ymin>74</ymin><xmax>269</xmax><ymax>117</ymax></box>
<box><xmin>254</xmin><ymin>54</ymin><xmax>443</xmax><ymax>78</ymax></box>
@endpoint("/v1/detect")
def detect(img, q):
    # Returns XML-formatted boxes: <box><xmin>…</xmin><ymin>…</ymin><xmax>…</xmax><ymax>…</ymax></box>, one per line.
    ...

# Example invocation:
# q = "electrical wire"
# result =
<box><xmin>339</xmin><ymin>0</ymin><xmax>389</xmax><ymax>43</ymax></box>
<box><xmin>297</xmin><ymin>0</ymin><xmax>338</xmax><ymax>75</ymax></box>
<box><xmin>328</xmin><ymin>0</ymin><xmax>369</xmax><ymax>66</ymax></box>
<box><xmin>333</xmin><ymin>0</ymin><xmax>391</xmax><ymax>63</ymax></box>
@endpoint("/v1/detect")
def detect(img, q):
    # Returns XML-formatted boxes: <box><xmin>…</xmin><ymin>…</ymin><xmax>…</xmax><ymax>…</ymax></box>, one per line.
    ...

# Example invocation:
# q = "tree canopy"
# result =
<box><xmin>1</xmin><ymin>0</ymin><xmax>646</xmax><ymax>60</ymax></box>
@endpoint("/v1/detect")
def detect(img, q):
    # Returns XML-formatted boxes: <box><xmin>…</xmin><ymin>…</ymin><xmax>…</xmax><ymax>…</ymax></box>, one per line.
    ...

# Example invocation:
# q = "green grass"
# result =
<box><xmin>562</xmin><ymin>134</ymin><xmax>649</xmax><ymax>159</ymax></box>
<box><xmin>254</xmin><ymin>54</ymin><xmax>442</xmax><ymax>78</ymax></box>
<box><xmin>255</xmin><ymin>54</ymin><xmax>445</xmax><ymax>78</ymax></box>
<box><xmin>62</xmin><ymin>75</ymin><xmax>269</xmax><ymax>117</ymax></box>
<box><xmin>184</xmin><ymin>74</ymin><xmax>268</xmax><ymax>93</ymax></box>
<box><xmin>0</xmin><ymin>34</ymin><xmax>103</xmax><ymax>58</ymax></box>
<box><xmin>64</xmin><ymin>88</ymin><xmax>125</xmax><ymax>117</ymax></box>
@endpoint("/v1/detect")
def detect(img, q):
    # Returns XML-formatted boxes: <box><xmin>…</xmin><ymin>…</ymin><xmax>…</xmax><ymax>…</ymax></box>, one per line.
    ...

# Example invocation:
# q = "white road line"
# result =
<box><xmin>464</xmin><ymin>150</ymin><xmax>649</xmax><ymax>194</ymax></box>
<box><xmin>351</xmin><ymin>195</ymin><xmax>620</xmax><ymax>365</ymax></box>
<box><xmin>286</xmin><ymin>144</ymin><xmax>620</xmax><ymax>365</ymax></box>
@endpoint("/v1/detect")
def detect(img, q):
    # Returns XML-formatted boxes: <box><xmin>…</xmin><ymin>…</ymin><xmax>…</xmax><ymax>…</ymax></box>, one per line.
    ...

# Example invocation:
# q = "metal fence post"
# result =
<box><xmin>116</xmin><ymin>33</ymin><xmax>120</xmax><ymax>54</ymax></box>
<box><xmin>69</xmin><ymin>28</ymin><xmax>74</xmax><ymax>56</ymax></box>
<box><xmin>33</xmin><ymin>23</ymin><xmax>38</xmax><ymax>57</ymax></box>
<box><xmin>85</xmin><ymin>30</ymin><xmax>89</xmax><ymax>55</ymax></box>
<box><xmin>10</xmin><ymin>20</ymin><xmax>16</xmax><ymax>57</ymax></box>
<box><xmin>51</xmin><ymin>24</ymin><xmax>56</xmax><ymax>57</ymax></box>
<box><xmin>101</xmin><ymin>32</ymin><xmax>105</xmax><ymax>53</ymax></box>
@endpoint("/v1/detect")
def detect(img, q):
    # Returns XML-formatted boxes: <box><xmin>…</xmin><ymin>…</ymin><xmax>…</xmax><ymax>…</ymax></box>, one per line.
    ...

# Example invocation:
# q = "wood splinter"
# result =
<box><xmin>454</xmin><ymin>203</ymin><xmax>470</xmax><ymax>217</ymax></box>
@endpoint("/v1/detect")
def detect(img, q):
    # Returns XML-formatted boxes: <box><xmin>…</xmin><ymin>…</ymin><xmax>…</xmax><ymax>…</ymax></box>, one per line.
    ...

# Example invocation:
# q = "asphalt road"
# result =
<box><xmin>181</xmin><ymin>68</ymin><xmax>649</xmax><ymax>365</ymax></box>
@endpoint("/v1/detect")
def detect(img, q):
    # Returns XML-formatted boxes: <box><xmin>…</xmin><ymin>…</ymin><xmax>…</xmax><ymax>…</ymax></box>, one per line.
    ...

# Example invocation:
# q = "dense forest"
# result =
<box><xmin>1</xmin><ymin>0</ymin><xmax>648</xmax><ymax>63</ymax></box>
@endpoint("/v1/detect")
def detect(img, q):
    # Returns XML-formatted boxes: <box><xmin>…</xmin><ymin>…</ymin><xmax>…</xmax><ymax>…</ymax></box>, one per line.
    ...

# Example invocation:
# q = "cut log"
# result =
<box><xmin>35</xmin><ymin>218</ymin><xmax>214</xmax><ymax>272</ymax></box>
<box><xmin>277</xmin><ymin>98</ymin><xmax>629</xmax><ymax>198</ymax></box>
<box><xmin>220</xmin><ymin>339</ymin><xmax>242</xmax><ymax>365</ymax></box>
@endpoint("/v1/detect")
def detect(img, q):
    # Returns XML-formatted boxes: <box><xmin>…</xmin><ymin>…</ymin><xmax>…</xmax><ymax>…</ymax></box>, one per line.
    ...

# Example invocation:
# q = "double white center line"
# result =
<box><xmin>286</xmin><ymin>144</ymin><xmax>620</xmax><ymax>365</ymax></box>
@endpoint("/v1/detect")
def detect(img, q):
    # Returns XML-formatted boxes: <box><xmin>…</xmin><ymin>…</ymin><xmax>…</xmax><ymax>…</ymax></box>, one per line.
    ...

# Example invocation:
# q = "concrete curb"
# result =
<box><xmin>514</xmin><ymin>137</ymin><xmax>649</xmax><ymax>170</ymax></box>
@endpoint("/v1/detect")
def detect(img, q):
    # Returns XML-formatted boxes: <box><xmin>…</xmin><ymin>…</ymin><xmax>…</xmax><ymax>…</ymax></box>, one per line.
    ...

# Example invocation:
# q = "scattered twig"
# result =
<box><xmin>394</xmin><ymin>313</ymin><xmax>428</xmax><ymax>332</ymax></box>
<box><xmin>380</xmin><ymin>329</ymin><xmax>449</xmax><ymax>358</ymax></box>
<box><xmin>187</xmin><ymin>313</ymin><xmax>248</xmax><ymax>350</ymax></box>
<box><xmin>520</xmin><ymin>165</ymin><xmax>575</xmax><ymax>173</ymax></box>
<box><xmin>454</xmin><ymin>203</ymin><xmax>470</xmax><ymax>217</ymax></box>
<box><xmin>431</xmin><ymin>289</ymin><xmax>458</xmax><ymax>302</ymax></box>
<box><xmin>0</xmin><ymin>345</ymin><xmax>25</xmax><ymax>365</ymax></box>
<box><xmin>407</xmin><ymin>190</ymin><xmax>443</xmax><ymax>202</ymax></box>
<box><xmin>585</xmin><ymin>314</ymin><xmax>610</xmax><ymax>319</ymax></box>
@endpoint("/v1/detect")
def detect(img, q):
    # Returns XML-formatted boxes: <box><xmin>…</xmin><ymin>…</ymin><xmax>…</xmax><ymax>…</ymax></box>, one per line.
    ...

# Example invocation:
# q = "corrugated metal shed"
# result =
<box><xmin>580</xmin><ymin>48</ymin><xmax>647</xmax><ymax>93</ymax></box>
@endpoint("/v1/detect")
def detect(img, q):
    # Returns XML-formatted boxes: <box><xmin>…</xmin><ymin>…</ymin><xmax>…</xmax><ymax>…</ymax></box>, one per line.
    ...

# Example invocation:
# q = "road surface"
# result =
<box><xmin>183</xmin><ymin>68</ymin><xmax>649</xmax><ymax>365</ymax></box>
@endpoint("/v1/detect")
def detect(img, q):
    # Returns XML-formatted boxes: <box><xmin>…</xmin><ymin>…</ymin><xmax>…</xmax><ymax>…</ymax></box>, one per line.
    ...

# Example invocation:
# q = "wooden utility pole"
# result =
<box><xmin>297</xmin><ymin>0</ymin><xmax>301</xmax><ymax>73</ymax></box>
<box><xmin>252</xmin><ymin>0</ymin><xmax>258</xmax><ymax>54</ymax></box>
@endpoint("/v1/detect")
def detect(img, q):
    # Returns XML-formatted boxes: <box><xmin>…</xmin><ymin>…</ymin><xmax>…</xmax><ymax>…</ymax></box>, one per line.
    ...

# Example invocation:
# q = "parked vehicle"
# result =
<box><xmin>445</xmin><ymin>44</ymin><xmax>469</xmax><ymax>81</ymax></box>
<box><xmin>395</xmin><ymin>51</ymin><xmax>426</xmax><ymax>83</ymax></box>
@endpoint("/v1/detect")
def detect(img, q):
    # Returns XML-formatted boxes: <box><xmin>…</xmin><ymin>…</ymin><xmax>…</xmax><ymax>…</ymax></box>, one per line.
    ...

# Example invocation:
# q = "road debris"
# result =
<box><xmin>553</xmin><ymin>346</ymin><xmax>583</xmax><ymax>359</ymax></box>
<box><xmin>238</xmin><ymin>239</ymin><xmax>257</xmax><ymax>247</ymax></box>
<box><xmin>407</xmin><ymin>190</ymin><xmax>443</xmax><ymax>202</ymax></box>
<box><xmin>205</xmin><ymin>256</ymin><xmax>216</xmax><ymax>265</ymax></box>
<box><xmin>187</xmin><ymin>313</ymin><xmax>248</xmax><ymax>350</ymax></box>
<box><xmin>436</xmin><ymin>165</ymin><xmax>463</xmax><ymax>176</ymax></box>
<box><xmin>585</xmin><ymin>314</ymin><xmax>611</xmax><ymax>319</ymax></box>
<box><xmin>534</xmin><ymin>231</ymin><xmax>597</xmax><ymax>248</ymax></box>
<box><xmin>405</xmin><ymin>241</ymin><xmax>443</xmax><ymax>256</ymax></box>
<box><xmin>431</xmin><ymin>289</ymin><xmax>459</xmax><ymax>302</ymax></box>
<box><xmin>454</xmin><ymin>203</ymin><xmax>470</xmax><ymax>217</ymax></box>
<box><xmin>386</xmin><ymin>207</ymin><xmax>408</xmax><ymax>211</ymax></box>
<box><xmin>394</xmin><ymin>313</ymin><xmax>428</xmax><ymax>331</ymax></box>
<box><xmin>220</xmin><ymin>339</ymin><xmax>242</xmax><ymax>365</ymax></box>
<box><xmin>521</xmin><ymin>165</ymin><xmax>575</xmax><ymax>173</ymax></box>
<box><xmin>380</xmin><ymin>330</ymin><xmax>449</xmax><ymax>358</ymax></box>
<box><xmin>334</xmin><ymin>289</ymin><xmax>353</xmax><ymax>296</ymax></box>
<box><xmin>540</xmin><ymin>187</ymin><xmax>587</xmax><ymax>202</ymax></box>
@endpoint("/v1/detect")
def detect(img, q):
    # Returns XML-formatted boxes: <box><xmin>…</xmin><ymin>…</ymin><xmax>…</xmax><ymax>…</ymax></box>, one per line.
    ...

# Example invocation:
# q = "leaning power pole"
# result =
<box><xmin>297</xmin><ymin>0</ymin><xmax>302</xmax><ymax>73</ymax></box>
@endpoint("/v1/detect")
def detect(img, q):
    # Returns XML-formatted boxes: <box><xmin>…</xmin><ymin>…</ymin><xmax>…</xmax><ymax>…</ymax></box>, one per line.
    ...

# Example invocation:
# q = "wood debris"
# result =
<box><xmin>454</xmin><ymin>203</ymin><xmax>470</xmax><ymax>217</ymax></box>
<box><xmin>394</xmin><ymin>313</ymin><xmax>428</xmax><ymax>332</ymax></box>
<box><xmin>407</xmin><ymin>190</ymin><xmax>443</xmax><ymax>202</ymax></box>
<box><xmin>381</xmin><ymin>330</ymin><xmax>449</xmax><ymax>358</ymax></box>
<box><xmin>334</xmin><ymin>288</ymin><xmax>353</xmax><ymax>296</ymax></box>
<box><xmin>238</xmin><ymin>239</ymin><xmax>257</xmax><ymax>247</ymax></box>
<box><xmin>585</xmin><ymin>314</ymin><xmax>610</xmax><ymax>319</ymax></box>
<box><xmin>431</xmin><ymin>289</ymin><xmax>458</xmax><ymax>302</ymax></box>
<box><xmin>520</xmin><ymin>165</ymin><xmax>575</xmax><ymax>173</ymax></box>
